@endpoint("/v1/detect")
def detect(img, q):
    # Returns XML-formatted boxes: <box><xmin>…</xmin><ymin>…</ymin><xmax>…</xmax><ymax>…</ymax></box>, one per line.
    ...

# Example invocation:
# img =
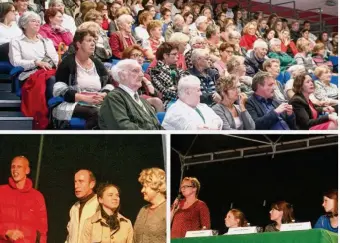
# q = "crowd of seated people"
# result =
<box><xmin>0</xmin><ymin>0</ymin><xmax>338</xmax><ymax>130</ymax></box>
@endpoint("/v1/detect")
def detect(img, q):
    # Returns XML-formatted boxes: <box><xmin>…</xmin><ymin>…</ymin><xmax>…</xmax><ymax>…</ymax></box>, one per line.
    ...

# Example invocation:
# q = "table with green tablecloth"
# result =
<box><xmin>171</xmin><ymin>229</ymin><xmax>337</xmax><ymax>243</ymax></box>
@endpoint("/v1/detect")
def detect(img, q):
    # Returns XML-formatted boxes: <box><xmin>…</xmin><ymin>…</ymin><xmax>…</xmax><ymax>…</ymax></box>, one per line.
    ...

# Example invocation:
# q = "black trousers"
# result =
<box><xmin>72</xmin><ymin>105</ymin><xmax>99</xmax><ymax>129</ymax></box>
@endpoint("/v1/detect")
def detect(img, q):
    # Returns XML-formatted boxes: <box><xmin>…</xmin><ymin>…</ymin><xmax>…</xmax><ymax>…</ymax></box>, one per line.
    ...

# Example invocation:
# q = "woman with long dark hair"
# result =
<box><xmin>265</xmin><ymin>201</ymin><xmax>294</xmax><ymax>232</ymax></box>
<box><xmin>81</xmin><ymin>183</ymin><xmax>133</xmax><ymax>243</ymax></box>
<box><xmin>315</xmin><ymin>189</ymin><xmax>338</xmax><ymax>233</ymax></box>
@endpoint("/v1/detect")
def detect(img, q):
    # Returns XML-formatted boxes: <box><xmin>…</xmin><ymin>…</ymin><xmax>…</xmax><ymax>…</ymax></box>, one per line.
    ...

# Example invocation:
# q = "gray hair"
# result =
<box><xmin>269</xmin><ymin>38</ymin><xmax>281</xmax><ymax>49</ymax></box>
<box><xmin>190</xmin><ymin>36</ymin><xmax>205</xmax><ymax>46</ymax></box>
<box><xmin>111</xmin><ymin>59</ymin><xmax>140</xmax><ymax>83</ymax></box>
<box><xmin>195</xmin><ymin>16</ymin><xmax>207</xmax><ymax>28</ymax></box>
<box><xmin>287</xmin><ymin>65</ymin><xmax>306</xmax><ymax>77</ymax></box>
<box><xmin>178</xmin><ymin>75</ymin><xmax>201</xmax><ymax>98</ymax></box>
<box><xmin>117</xmin><ymin>14</ymin><xmax>133</xmax><ymax>27</ymax></box>
<box><xmin>173</xmin><ymin>14</ymin><xmax>184</xmax><ymax>26</ymax></box>
<box><xmin>48</xmin><ymin>0</ymin><xmax>64</xmax><ymax>8</ymax></box>
<box><xmin>229</xmin><ymin>30</ymin><xmax>241</xmax><ymax>39</ymax></box>
<box><xmin>18</xmin><ymin>11</ymin><xmax>41</xmax><ymax>31</ymax></box>
<box><xmin>253</xmin><ymin>39</ymin><xmax>268</xmax><ymax>49</ymax></box>
<box><xmin>191</xmin><ymin>48</ymin><xmax>209</xmax><ymax>64</ymax></box>
<box><xmin>169</xmin><ymin>32</ymin><xmax>190</xmax><ymax>43</ymax></box>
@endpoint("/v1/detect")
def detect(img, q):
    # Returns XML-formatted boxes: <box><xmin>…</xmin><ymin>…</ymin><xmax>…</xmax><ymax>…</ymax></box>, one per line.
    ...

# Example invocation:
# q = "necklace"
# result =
<box><xmin>76</xmin><ymin>58</ymin><xmax>93</xmax><ymax>73</ymax></box>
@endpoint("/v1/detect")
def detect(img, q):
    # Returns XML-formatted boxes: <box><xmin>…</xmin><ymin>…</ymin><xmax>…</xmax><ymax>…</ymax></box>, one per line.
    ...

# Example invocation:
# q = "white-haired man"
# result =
<box><xmin>244</xmin><ymin>39</ymin><xmax>268</xmax><ymax>77</ymax></box>
<box><xmin>162</xmin><ymin>75</ymin><xmax>222</xmax><ymax>130</ymax></box>
<box><xmin>188</xmin><ymin>48</ymin><xmax>221</xmax><ymax>106</ymax></box>
<box><xmin>165</xmin><ymin>14</ymin><xmax>185</xmax><ymax>41</ymax></box>
<box><xmin>99</xmin><ymin>59</ymin><xmax>161</xmax><ymax>130</ymax></box>
<box><xmin>190</xmin><ymin>16</ymin><xmax>208</xmax><ymax>38</ymax></box>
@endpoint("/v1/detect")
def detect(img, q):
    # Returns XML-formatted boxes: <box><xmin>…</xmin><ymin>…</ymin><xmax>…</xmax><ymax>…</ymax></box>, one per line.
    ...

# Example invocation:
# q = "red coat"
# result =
<box><xmin>0</xmin><ymin>178</ymin><xmax>47</xmax><ymax>243</ymax></box>
<box><xmin>240</xmin><ymin>34</ymin><xmax>258</xmax><ymax>50</ymax></box>
<box><xmin>39</xmin><ymin>24</ymin><xmax>73</xmax><ymax>50</ymax></box>
<box><xmin>21</xmin><ymin>69</ymin><xmax>56</xmax><ymax>129</ymax></box>
<box><xmin>281</xmin><ymin>40</ymin><xmax>298</xmax><ymax>56</ymax></box>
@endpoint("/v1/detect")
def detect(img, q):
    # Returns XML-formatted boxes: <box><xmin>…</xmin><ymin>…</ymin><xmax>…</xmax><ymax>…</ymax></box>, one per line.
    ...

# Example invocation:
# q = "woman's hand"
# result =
<box><xmin>35</xmin><ymin>61</ymin><xmax>52</xmax><ymax>70</ymax></box>
<box><xmin>323</xmin><ymin>106</ymin><xmax>335</xmax><ymax>113</ymax></box>
<box><xmin>80</xmin><ymin>94</ymin><xmax>102</xmax><ymax>105</ymax></box>
<box><xmin>239</xmin><ymin>93</ymin><xmax>248</xmax><ymax>107</ymax></box>
<box><xmin>143</xmin><ymin>77</ymin><xmax>155</xmax><ymax>94</ymax></box>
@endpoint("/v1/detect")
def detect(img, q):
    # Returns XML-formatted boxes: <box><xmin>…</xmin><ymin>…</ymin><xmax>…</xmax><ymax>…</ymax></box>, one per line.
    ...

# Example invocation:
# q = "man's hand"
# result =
<box><xmin>6</xmin><ymin>230</ymin><xmax>24</xmax><ymax>241</ymax></box>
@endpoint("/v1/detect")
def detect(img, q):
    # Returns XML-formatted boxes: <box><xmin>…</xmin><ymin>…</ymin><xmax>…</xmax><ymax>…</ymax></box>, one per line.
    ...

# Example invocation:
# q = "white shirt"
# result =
<box><xmin>9</xmin><ymin>35</ymin><xmax>59</xmax><ymax>70</ymax></box>
<box><xmin>76</xmin><ymin>60</ymin><xmax>101</xmax><ymax>92</ymax></box>
<box><xmin>0</xmin><ymin>22</ymin><xmax>23</xmax><ymax>45</ymax></box>
<box><xmin>162</xmin><ymin>99</ymin><xmax>223</xmax><ymax>130</ymax></box>
<box><xmin>134</xmin><ymin>26</ymin><xmax>149</xmax><ymax>42</ymax></box>
<box><xmin>62</xmin><ymin>13</ymin><xmax>76</xmax><ymax>36</ymax></box>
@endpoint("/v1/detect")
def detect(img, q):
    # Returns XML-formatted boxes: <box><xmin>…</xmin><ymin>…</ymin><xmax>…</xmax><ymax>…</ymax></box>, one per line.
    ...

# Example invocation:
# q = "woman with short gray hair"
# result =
<box><xmin>9</xmin><ymin>11</ymin><xmax>58</xmax><ymax>101</ymax></box>
<box><xmin>109</xmin><ymin>14</ymin><xmax>137</xmax><ymax>59</ymax></box>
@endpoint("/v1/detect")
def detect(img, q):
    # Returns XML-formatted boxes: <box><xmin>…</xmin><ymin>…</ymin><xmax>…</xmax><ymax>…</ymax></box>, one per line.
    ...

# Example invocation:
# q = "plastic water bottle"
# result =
<box><xmin>226</xmin><ymin>8</ymin><xmax>234</xmax><ymax>19</ymax></box>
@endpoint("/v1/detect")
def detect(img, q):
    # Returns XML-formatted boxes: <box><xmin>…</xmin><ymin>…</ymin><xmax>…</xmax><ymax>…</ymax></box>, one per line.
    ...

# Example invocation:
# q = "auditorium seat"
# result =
<box><xmin>48</xmin><ymin>97</ymin><xmax>86</xmax><ymax>129</ymax></box>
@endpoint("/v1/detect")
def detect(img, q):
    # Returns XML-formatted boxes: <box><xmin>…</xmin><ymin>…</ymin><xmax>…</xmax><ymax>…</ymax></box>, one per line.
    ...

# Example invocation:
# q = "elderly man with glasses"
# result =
<box><xmin>188</xmin><ymin>48</ymin><xmax>221</xmax><ymax>106</ymax></box>
<box><xmin>99</xmin><ymin>59</ymin><xmax>161</xmax><ymax>130</ymax></box>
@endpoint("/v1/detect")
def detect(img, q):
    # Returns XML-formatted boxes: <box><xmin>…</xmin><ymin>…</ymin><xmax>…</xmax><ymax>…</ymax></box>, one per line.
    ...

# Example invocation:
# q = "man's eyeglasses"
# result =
<box><xmin>181</xmin><ymin>185</ymin><xmax>193</xmax><ymax>189</ymax></box>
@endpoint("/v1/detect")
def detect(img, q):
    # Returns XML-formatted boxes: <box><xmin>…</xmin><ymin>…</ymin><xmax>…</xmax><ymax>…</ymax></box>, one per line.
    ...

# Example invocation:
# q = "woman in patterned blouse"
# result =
<box><xmin>171</xmin><ymin>177</ymin><xmax>211</xmax><ymax>238</ymax></box>
<box><xmin>134</xmin><ymin>168</ymin><xmax>166</xmax><ymax>243</ymax></box>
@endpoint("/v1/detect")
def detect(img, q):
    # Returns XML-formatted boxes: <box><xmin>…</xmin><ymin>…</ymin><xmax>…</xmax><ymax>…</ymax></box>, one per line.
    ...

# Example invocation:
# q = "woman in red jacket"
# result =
<box><xmin>279</xmin><ymin>29</ymin><xmax>298</xmax><ymax>56</ymax></box>
<box><xmin>239</xmin><ymin>22</ymin><xmax>257</xmax><ymax>51</ymax></box>
<box><xmin>39</xmin><ymin>8</ymin><xmax>73</xmax><ymax>50</ymax></box>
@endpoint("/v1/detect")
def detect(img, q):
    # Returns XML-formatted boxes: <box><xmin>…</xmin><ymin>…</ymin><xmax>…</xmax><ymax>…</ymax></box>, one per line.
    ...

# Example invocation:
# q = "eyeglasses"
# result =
<box><xmin>181</xmin><ymin>185</ymin><xmax>193</xmax><ymax>189</ymax></box>
<box><xmin>131</xmin><ymin>53</ymin><xmax>144</xmax><ymax>59</ymax></box>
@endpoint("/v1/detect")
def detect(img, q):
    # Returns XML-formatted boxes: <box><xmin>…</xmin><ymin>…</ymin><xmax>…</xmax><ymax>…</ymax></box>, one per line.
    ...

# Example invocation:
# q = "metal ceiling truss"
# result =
<box><xmin>173</xmin><ymin>135</ymin><xmax>338</xmax><ymax>169</ymax></box>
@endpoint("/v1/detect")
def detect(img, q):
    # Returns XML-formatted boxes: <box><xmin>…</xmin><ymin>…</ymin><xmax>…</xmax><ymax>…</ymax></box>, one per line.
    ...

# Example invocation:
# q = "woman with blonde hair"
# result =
<box><xmin>81</xmin><ymin>183</ymin><xmax>133</xmax><ymax>243</ymax></box>
<box><xmin>143</xmin><ymin>20</ymin><xmax>164</xmax><ymax>60</ymax></box>
<box><xmin>294</xmin><ymin>38</ymin><xmax>317</xmax><ymax>72</ymax></box>
<box><xmin>314</xmin><ymin>65</ymin><xmax>338</xmax><ymax>107</ymax></box>
<box><xmin>171</xmin><ymin>177</ymin><xmax>211</xmax><ymax>238</ymax></box>
<box><xmin>213</xmin><ymin>75</ymin><xmax>255</xmax><ymax>130</ymax></box>
<box><xmin>239</xmin><ymin>22</ymin><xmax>257</xmax><ymax>50</ymax></box>
<box><xmin>134</xmin><ymin>168</ymin><xmax>166</xmax><ymax>243</ymax></box>
<box><xmin>225</xmin><ymin>209</ymin><xmax>248</xmax><ymax>230</ymax></box>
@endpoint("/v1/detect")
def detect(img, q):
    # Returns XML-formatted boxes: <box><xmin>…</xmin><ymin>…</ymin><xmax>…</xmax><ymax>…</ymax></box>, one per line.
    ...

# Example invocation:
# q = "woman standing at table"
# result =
<box><xmin>171</xmin><ymin>177</ymin><xmax>211</xmax><ymax>238</ymax></box>
<box><xmin>225</xmin><ymin>209</ymin><xmax>248</xmax><ymax>230</ymax></box>
<box><xmin>265</xmin><ymin>201</ymin><xmax>295</xmax><ymax>232</ymax></box>
<box><xmin>134</xmin><ymin>168</ymin><xmax>166</xmax><ymax>243</ymax></box>
<box><xmin>314</xmin><ymin>189</ymin><xmax>338</xmax><ymax>233</ymax></box>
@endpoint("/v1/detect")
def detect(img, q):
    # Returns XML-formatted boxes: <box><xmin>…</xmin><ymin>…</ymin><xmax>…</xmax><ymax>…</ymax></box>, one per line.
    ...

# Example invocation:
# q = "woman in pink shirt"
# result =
<box><xmin>39</xmin><ymin>8</ymin><xmax>73</xmax><ymax>50</ymax></box>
